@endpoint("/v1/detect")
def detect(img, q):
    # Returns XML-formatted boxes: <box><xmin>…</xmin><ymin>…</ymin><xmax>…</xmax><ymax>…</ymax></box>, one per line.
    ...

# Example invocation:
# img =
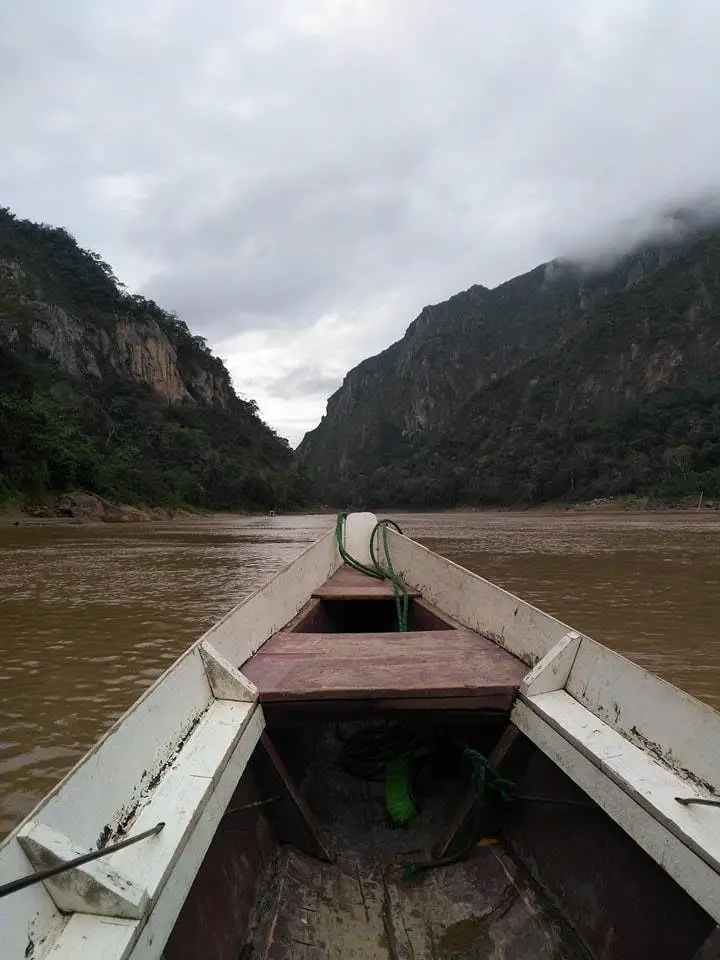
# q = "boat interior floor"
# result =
<box><xmin>245</xmin><ymin>722</ymin><xmax>589</xmax><ymax>960</ymax></box>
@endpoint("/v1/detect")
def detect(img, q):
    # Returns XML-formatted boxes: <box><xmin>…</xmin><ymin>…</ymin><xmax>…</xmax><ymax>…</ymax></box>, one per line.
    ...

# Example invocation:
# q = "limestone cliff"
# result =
<box><xmin>0</xmin><ymin>256</ymin><xmax>230</xmax><ymax>408</ymax></box>
<box><xmin>0</xmin><ymin>207</ymin><xmax>310</xmax><ymax>511</ymax></box>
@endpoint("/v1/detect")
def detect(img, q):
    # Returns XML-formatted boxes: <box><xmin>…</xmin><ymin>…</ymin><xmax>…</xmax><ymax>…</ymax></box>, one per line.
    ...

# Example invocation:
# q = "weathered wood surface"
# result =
<box><xmin>312</xmin><ymin>564</ymin><xmax>420</xmax><ymax>599</ymax></box>
<box><xmin>24</xmin><ymin>703</ymin><xmax>265</xmax><ymax>960</ymax></box>
<box><xmin>259</xmin><ymin>734</ymin><xmax>333</xmax><ymax>863</ymax></box>
<box><xmin>434</xmin><ymin>723</ymin><xmax>527</xmax><ymax>859</ymax></box>
<box><xmin>520</xmin><ymin>631</ymin><xmax>582</xmax><ymax>697</ymax></box>
<box><xmin>693</xmin><ymin>928</ymin><xmax>720</xmax><ymax>960</ymax></box>
<box><xmin>248</xmin><ymin>845</ymin><xmax>583</xmax><ymax>959</ymax></box>
<box><xmin>163</xmin><ymin>772</ymin><xmax>278</xmax><ymax>960</ymax></box>
<box><xmin>566</xmin><ymin>636</ymin><xmax>720</xmax><ymax>795</ymax></box>
<box><xmin>242</xmin><ymin>629</ymin><xmax>526</xmax><ymax>706</ymax></box>
<box><xmin>524</xmin><ymin>690</ymin><xmax>720</xmax><ymax>875</ymax></box>
<box><xmin>513</xmin><ymin>696</ymin><xmax>720</xmax><ymax>924</ymax></box>
<box><xmin>506</xmin><ymin>748</ymin><xmax>715</xmax><ymax>960</ymax></box>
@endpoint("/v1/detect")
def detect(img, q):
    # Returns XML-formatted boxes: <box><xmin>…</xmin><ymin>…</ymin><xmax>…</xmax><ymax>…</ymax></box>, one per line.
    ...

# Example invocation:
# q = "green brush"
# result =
<box><xmin>385</xmin><ymin>757</ymin><xmax>416</xmax><ymax>825</ymax></box>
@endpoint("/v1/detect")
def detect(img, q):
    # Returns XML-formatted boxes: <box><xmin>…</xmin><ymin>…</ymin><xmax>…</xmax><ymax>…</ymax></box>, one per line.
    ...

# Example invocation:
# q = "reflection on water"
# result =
<box><xmin>1</xmin><ymin>509</ymin><xmax>720</xmax><ymax>837</ymax></box>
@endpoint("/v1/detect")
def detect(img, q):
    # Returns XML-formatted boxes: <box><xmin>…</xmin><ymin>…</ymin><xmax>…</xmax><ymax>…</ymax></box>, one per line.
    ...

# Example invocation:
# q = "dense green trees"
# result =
<box><xmin>0</xmin><ymin>208</ymin><xmax>312</xmax><ymax>511</ymax></box>
<box><xmin>303</xmin><ymin>229</ymin><xmax>720</xmax><ymax>509</ymax></box>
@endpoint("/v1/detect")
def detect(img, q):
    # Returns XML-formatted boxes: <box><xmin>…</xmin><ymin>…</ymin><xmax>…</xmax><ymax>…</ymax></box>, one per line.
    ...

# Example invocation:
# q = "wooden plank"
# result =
<box><xmin>243</xmin><ymin>630</ymin><xmax>526</xmax><ymax>705</ymax></box>
<box><xmin>199</xmin><ymin>641</ymin><xmax>258</xmax><ymax>701</ymax></box>
<box><xmin>566</xmin><ymin>637</ymin><xmax>720</xmax><ymax>798</ymax></box>
<box><xmin>44</xmin><ymin>704</ymin><xmax>265</xmax><ymax>959</ymax></box>
<box><xmin>254</xmin><ymin>630</ymin><xmax>512</xmax><ymax>657</ymax></box>
<box><xmin>259</xmin><ymin>734</ymin><xmax>333</xmax><ymax>863</ymax></box>
<box><xmin>312</xmin><ymin>565</ymin><xmax>420</xmax><ymax>599</ymax></box>
<box><xmin>202</xmin><ymin>527</ymin><xmax>341</xmax><ymax>664</ymax></box>
<box><xmin>284</xmin><ymin>598</ymin><xmax>328</xmax><ymax>632</ymax></box>
<box><xmin>512</xmin><ymin>699</ymin><xmax>720</xmax><ymax>924</ymax></box>
<box><xmin>520</xmin><ymin>631</ymin><xmax>582</xmax><ymax>697</ymax></box>
<box><xmin>263</xmin><ymin>698</ymin><xmax>516</xmax><ymax>720</ymax></box>
<box><xmin>411</xmin><ymin>597</ymin><xmax>459</xmax><ymax>630</ymax></box>
<box><xmin>17</xmin><ymin>821</ymin><xmax>150</xmax><ymax>919</ymax></box>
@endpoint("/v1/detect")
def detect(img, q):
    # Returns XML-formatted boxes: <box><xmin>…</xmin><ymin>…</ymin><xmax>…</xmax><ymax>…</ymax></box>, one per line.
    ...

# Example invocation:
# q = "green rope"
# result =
<box><xmin>400</xmin><ymin>746</ymin><xmax>514</xmax><ymax>882</ymax></box>
<box><xmin>334</xmin><ymin>512</ymin><xmax>409</xmax><ymax>632</ymax></box>
<box><xmin>370</xmin><ymin>519</ymin><xmax>409</xmax><ymax>634</ymax></box>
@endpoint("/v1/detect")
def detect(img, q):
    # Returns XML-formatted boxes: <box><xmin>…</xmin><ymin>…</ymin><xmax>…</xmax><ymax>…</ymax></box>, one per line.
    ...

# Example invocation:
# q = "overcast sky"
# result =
<box><xmin>3</xmin><ymin>1</ymin><xmax>720</xmax><ymax>444</ymax></box>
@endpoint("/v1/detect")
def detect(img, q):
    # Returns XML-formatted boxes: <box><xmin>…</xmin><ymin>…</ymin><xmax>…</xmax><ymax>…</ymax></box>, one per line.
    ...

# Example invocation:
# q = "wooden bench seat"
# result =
<box><xmin>312</xmin><ymin>565</ymin><xmax>421</xmax><ymax>600</ymax></box>
<box><xmin>242</xmin><ymin>628</ymin><xmax>526</xmax><ymax>709</ymax></box>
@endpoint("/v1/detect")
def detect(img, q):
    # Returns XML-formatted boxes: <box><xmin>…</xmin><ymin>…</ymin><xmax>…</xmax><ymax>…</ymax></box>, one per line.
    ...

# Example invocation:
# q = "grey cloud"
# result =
<box><xmin>3</xmin><ymin>0</ymin><xmax>720</xmax><ymax>439</ymax></box>
<box><xmin>263</xmin><ymin>366</ymin><xmax>343</xmax><ymax>402</ymax></box>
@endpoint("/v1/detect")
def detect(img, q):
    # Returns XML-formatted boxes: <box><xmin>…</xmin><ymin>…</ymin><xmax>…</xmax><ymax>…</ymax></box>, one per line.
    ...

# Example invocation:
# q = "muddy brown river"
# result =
<box><xmin>1</xmin><ymin>510</ymin><xmax>719</xmax><ymax>838</ymax></box>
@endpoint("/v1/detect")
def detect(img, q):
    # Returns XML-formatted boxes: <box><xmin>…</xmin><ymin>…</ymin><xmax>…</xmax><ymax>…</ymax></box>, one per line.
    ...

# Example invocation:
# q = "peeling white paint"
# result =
<box><xmin>199</xmin><ymin>641</ymin><xmax>258</xmax><ymax>702</ymax></box>
<box><xmin>18</xmin><ymin>822</ymin><xmax>148</xmax><ymax>919</ymax></box>
<box><xmin>513</xmin><ymin>698</ymin><xmax>720</xmax><ymax>923</ymax></box>
<box><xmin>520</xmin><ymin>632</ymin><xmax>582</xmax><ymax>697</ymax></box>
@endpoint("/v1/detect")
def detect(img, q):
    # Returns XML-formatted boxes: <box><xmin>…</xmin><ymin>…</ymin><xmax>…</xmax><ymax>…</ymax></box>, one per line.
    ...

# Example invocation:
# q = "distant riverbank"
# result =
<box><xmin>0</xmin><ymin>491</ymin><xmax>334</xmax><ymax>527</ymax></box>
<box><xmin>3</xmin><ymin>490</ymin><xmax>717</xmax><ymax>528</ymax></box>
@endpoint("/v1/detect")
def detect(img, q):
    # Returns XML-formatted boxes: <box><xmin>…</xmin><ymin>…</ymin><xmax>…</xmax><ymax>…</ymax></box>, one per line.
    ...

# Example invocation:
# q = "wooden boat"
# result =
<box><xmin>2</xmin><ymin>511</ymin><xmax>720</xmax><ymax>959</ymax></box>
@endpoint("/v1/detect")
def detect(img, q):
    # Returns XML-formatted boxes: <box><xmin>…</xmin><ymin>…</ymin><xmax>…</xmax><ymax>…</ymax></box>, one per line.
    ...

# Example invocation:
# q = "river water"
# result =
<box><xmin>1</xmin><ymin>510</ymin><xmax>719</xmax><ymax>838</ymax></box>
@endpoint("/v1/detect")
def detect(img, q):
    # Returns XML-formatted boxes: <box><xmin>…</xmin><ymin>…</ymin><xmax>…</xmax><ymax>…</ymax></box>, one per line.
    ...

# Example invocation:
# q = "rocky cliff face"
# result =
<box><xmin>0</xmin><ymin>207</ymin><xmax>310</xmax><ymax>511</ymax></box>
<box><xmin>0</xmin><ymin>256</ymin><xmax>230</xmax><ymax>408</ymax></box>
<box><xmin>299</xmin><ymin>222</ymin><xmax>720</xmax><ymax>507</ymax></box>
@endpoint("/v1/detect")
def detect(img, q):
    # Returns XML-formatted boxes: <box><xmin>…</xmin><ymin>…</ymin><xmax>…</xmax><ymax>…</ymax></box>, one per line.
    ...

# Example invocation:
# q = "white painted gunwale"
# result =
<box><xmin>513</xmin><ymin>699</ymin><xmax>720</xmax><ymax>924</ymax></box>
<box><xmin>523</xmin><ymin>690</ymin><xmax>720</xmax><ymax>873</ymax></box>
<box><xmin>382</xmin><ymin>527</ymin><xmax>573</xmax><ymax>666</ymax></box>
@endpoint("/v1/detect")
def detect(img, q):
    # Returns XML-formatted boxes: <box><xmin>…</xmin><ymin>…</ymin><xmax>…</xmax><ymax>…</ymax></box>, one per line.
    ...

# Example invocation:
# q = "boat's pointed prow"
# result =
<box><xmin>337</xmin><ymin>511</ymin><xmax>378</xmax><ymax>566</ymax></box>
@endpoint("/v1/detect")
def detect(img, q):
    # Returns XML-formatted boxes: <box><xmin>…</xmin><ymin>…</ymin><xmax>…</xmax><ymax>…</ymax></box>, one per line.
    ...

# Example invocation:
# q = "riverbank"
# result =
<box><xmin>0</xmin><ymin>491</ymin><xmax>205</xmax><ymax>527</ymax></box>
<box><xmin>0</xmin><ymin>491</ymin><xmax>329</xmax><ymax>527</ymax></box>
<box><xmin>3</xmin><ymin>491</ymin><xmax>717</xmax><ymax>527</ymax></box>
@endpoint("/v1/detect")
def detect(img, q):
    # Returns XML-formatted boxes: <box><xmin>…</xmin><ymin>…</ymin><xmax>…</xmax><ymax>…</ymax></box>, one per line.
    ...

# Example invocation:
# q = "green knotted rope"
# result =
<box><xmin>334</xmin><ymin>512</ymin><xmax>409</xmax><ymax>632</ymax></box>
<box><xmin>400</xmin><ymin>746</ymin><xmax>514</xmax><ymax>882</ymax></box>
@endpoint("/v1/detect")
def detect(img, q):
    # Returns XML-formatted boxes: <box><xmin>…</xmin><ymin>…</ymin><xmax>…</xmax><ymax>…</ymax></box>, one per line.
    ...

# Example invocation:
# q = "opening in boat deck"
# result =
<box><xmin>241</xmin><ymin>565</ymin><xmax>527</xmax><ymax>709</ymax></box>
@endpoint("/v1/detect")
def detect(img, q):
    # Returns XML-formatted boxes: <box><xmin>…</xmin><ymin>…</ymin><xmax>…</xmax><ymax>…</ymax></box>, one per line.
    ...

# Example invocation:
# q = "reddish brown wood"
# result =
<box><xmin>163</xmin><ymin>771</ymin><xmax>277</xmax><ymax>960</ymax></box>
<box><xmin>242</xmin><ymin>629</ymin><xmax>526</xmax><ymax>706</ymax></box>
<box><xmin>260</xmin><ymin>733</ymin><xmax>333</xmax><ymax>862</ymax></box>
<box><xmin>693</xmin><ymin>928</ymin><xmax>720</xmax><ymax>960</ymax></box>
<box><xmin>312</xmin><ymin>565</ymin><xmax>420</xmax><ymax>599</ymax></box>
<box><xmin>505</xmin><ymin>750</ymin><xmax>715</xmax><ymax>960</ymax></box>
<box><xmin>410</xmin><ymin>597</ymin><xmax>458</xmax><ymax>630</ymax></box>
<box><xmin>434</xmin><ymin>724</ymin><xmax>526</xmax><ymax>859</ymax></box>
<box><xmin>284</xmin><ymin>598</ymin><xmax>333</xmax><ymax>632</ymax></box>
<box><xmin>263</xmin><ymin>697</ymin><xmax>515</xmax><ymax>719</ymax></box>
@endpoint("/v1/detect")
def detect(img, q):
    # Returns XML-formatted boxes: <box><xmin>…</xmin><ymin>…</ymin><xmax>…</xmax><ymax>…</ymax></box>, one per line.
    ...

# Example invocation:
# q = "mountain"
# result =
<box><xmin>298</xmin><ymin>223</ymin><xmax>720</xmax><ymax>507</ymax></box>
<box><xmin>0</xmin><ymin>207</ymin><xmax>311</xmax><ymax>512</ymax></box>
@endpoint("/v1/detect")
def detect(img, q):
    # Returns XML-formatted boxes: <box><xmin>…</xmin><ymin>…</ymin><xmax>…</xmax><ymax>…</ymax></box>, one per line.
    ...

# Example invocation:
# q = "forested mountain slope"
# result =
<box><xmin>299</xmin><ymin>226</ymin><xmax>720</xmax><ymax>507</ymax></box>
<box><xmin>0</xmin><ymin>208</ymin><xmax>310</xmax><ymax>511</ymax></box>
